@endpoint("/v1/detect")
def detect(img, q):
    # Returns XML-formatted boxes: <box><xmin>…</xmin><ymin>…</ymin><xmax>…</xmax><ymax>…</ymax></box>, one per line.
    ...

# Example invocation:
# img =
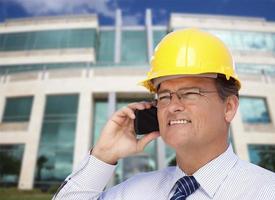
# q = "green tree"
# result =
<box><xmin>0</xmin><ymin>153</ymin><xmax>20</xmax><ymax>181</ymax></box>
<box><xmin>36</xmin><ymin>155</ymin><xmax>48</xmax><ymax>181</ymax></box>
<box><xmin>258</xmin><ymin>151</ymin><xmax>275</xmax><ymax>172</ymax></box>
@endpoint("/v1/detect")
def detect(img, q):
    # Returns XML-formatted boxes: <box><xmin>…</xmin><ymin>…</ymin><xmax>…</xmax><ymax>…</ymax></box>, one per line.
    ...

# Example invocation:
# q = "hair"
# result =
<box><xmin>215</xmin><ymin>74</ymin><xmax>239</xmax><ymax>101</ymax></box>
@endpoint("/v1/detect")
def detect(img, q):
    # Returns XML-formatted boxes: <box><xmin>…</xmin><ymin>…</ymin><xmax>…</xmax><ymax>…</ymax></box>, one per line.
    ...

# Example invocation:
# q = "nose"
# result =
<box><xmin>167</xmin><ymin>93</ymin><xmax>185</xmax><ymax>113</ymax></box>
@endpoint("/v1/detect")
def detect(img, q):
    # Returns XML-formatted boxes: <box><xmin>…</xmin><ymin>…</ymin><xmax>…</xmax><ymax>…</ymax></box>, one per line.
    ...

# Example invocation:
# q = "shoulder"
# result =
<box><xmin>224</xmin><ymin>159</ymin><xmax>275</xmax><ymax>198</ymax></box>
<box><xmin>237</xmin><ymin>159</ymin><xmax>275</xmax><ymax>178</ymax></box>
<box><xmin>235</xmin><ymin>159</ymin><xmax>275</xmax><ymax>187</ymax></box>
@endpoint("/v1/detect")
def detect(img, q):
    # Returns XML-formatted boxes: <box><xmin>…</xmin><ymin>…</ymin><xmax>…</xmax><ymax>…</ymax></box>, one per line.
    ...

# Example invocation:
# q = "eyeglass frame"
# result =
<box><xmin>154</xmin><ymin>87</ymin><xmax>218</xmax><ymax>108</ymax></box>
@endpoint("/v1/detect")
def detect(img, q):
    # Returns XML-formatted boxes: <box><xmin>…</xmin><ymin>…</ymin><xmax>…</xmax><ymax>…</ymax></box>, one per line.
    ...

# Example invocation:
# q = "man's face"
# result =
<box><xmin>157</xmin><ymin>77</ymin><xmax>230</xmax><ymax>151</ymax></box>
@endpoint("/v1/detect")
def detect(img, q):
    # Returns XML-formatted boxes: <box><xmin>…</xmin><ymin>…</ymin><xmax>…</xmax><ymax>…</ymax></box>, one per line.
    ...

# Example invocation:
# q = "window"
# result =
<box><xmin>66</xmin><ymin>29</ymin><xmax>96</xmax><ymax>48</ymax></box>
<box><xmin>248</xmin><ymin>144</ymin><xmax>275</xmax><ymax>172</ymax></box>
<box><xmin>0</xmin><ymin>28</ymin><xmax>96</xmax><ymax>51</ymax></box>
<box><xmin>239</xmin><ymin>97</ymin><xmax>271</xmax><ymax>124</ymax></box>
<box><xmin>0</xmin><ymin>62</ymin><xmax>90</xmax><ymax>75</ymax></box>
<box><xmin>2</xmin><ymin>32</ymin><xmax>28</xmax><ymax>51</ymax></box>
<box><xmin>35</xmin><ymin>94</ymin><xmax>78</xmax><ymax>186</ymax></box>
<box><xmin>166</xmin><ymin>146</ymin><xmax>176</xmax><ymax>166</ymax></box>
<box><xmin>153</xmin><ymin>30</ymin><xmax>166</xmax><ymax>49</ymax></box>
<box><xmin>2</xmin><ymin>96</ymin><xmax>33</xmax><ymax>122</ymax></box>
<box><xmin>92</xmin><ymin>99</ymin><xmax>108</xmax><ymax>145</ymax></box>
<box><xmin>209</xmin><ymin>29</ymin><xmax>275</xmax><ymax>53</ymax></box>
<box><xmin>34</xmin><ymin>30</ymin><xmax>64</xmax><ymax>49</ymax></box>
<box><xmin>97</xmin><ymin>30</ymin><xmax>115</xmax><ymax>64</ymax></box>
<box><xmin>236</xmin><ymin>64</ymin><xmax>275</xmax><ymax>75</ymax></box>
<box><xmin>92</xmin><ymin>97</ymin><xmax>157</xmax><ymax>185</ymax></box>
<box><xmin>0</xmin><ymin>145</ymin><xmax>24</xmax><ymax>186</ymax></box>
<box><xmin>239</xmin><ymin>97</ymin><xmax>273</xmax><ymax>132</ymax></box>
<box><xmin>0</xmin><ymin>34</ymin><xmax>4</xmax><ymax>51</ymax></box>
<box><xmin>121</xmin><ymin>30</ymin><xmax>147</xmax><ymax>64</ymax></box>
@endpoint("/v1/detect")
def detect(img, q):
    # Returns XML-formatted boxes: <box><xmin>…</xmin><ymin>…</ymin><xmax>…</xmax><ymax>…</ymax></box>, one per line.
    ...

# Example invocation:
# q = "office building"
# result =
<box><xmin>0</xmin><ymin>10</ymin><xmax>274</xmax><ymax>190</ymax></box>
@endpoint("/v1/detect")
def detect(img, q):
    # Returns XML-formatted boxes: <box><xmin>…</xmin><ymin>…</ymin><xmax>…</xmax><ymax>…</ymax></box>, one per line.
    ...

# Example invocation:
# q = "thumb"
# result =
<box><xmin>136</xmin><ymin>132</ymin><xmax>160</xmax><ymax>152</ymax></box>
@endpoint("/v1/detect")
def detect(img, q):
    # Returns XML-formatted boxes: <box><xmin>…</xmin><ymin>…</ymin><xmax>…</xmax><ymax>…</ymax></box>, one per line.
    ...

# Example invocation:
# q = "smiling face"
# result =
<box><xmin>157</xmin><ymin>77</ymin><xmax>235</xmax><ymax>152</ymax></box>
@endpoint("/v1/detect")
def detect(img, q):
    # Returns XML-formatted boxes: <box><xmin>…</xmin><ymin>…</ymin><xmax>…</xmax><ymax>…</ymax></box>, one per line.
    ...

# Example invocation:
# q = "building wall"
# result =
<box><xmin>0</xmin><ymin>11</ymin><xmax>274</xmax><ymax>190</ymax></box>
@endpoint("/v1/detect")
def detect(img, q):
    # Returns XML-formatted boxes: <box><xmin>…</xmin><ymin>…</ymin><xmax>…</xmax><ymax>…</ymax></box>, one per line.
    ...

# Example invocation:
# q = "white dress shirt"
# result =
<box><xmin>54</xmin><ymin>145</ymin><xmax>275</xmax><ymax>199</ymax></box>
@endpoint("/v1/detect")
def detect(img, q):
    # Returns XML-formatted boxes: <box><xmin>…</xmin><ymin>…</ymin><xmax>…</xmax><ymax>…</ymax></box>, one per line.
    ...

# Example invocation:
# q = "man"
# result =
<box><xmin>54</xmin><ymin>28</ymin><xmax>275</xmax><ymax>199</ymax></box>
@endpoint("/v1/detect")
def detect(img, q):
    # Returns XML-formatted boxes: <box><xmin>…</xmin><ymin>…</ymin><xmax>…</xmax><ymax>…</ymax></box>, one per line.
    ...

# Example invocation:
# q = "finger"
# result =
<box><xmin>119</xmin><ymin>106</ymin><xmax>136</xmax><ymax>119</ymax></box>
<box><xmin>128</xmin><ymin>102</ymin><xmax>152</xmax><ymax>111</ymax></box>
<box><xmin>112</xmin><ymin>106</ymin><xmax>135</xmax><ymax>121</ymax></box>
<box><xmin>128</xmin><ymin>118</ymin><xmax>134</xmax><ymax>132</ymax></box>
<box><xmin>119</xmin><ymin>103</ymin><xmax>153</xmax><ymax>119</ymax></box>
<box><xmin>108</xmin><ymin>102</ymin><xmax>154</xmax><ymax>128</ymax></box>
<box><xmin>136</xmin><ymin>131</ymin><xmax>160</xmax><ymax>152</ymax></box>
<box><xmin>109</xmin><ymin>113</ymin><xmax>135</xmax><ymax>134</ymax></box>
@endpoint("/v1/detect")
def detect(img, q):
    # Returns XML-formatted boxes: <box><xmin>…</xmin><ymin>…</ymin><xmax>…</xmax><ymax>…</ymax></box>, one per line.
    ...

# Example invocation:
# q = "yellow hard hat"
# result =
<box><xmin>140</xmin><ymin>28</ymin><xmax>241</xmax><ymax>92</ymax></box>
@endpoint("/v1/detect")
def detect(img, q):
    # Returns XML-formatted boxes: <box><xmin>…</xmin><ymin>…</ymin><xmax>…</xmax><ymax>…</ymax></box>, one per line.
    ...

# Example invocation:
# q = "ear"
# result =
<box><xmin>224</xmin><ymin>95</ymin><xmax>239</xmax><ymax>123</ymax></box>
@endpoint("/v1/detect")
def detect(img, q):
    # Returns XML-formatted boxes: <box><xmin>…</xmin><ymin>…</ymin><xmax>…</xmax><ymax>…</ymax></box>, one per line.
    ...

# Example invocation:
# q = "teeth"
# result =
<box><xmin>169</xmin><ymin>119</ymin><xmax>191</xmax><ymax>125</ymax></box>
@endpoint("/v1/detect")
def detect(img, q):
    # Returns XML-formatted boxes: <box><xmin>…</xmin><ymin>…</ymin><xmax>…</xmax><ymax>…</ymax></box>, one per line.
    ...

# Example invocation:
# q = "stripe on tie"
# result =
<box><xmin>170</xmin><ymin>176</ymin><xmax>200</xmax><ymax>200</ymax></box>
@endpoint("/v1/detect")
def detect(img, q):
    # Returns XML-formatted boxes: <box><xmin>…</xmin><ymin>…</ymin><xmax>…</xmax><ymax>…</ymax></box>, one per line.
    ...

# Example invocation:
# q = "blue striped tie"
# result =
<box><xmin>170</xmin><ymin>176</ymin><xmax>200</xmax><ymax>200</ymax></box>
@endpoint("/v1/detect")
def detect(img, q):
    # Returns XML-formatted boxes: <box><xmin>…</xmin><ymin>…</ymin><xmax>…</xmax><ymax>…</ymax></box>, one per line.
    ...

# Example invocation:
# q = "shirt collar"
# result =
<box><xmin>171</xmin><ymin>145</ymin><xmax>238</xmax><ymax>198</ymax></box>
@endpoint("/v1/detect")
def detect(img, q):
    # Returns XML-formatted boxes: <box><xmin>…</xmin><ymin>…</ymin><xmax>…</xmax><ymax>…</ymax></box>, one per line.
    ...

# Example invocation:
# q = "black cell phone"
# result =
<box><xmin>134</xmin><ymin>107</ymin><xmax>159</xmax><ymax>135</ymax></box>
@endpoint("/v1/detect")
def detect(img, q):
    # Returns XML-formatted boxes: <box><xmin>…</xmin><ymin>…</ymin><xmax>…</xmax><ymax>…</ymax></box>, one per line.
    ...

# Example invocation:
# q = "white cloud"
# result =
<box><xmin>153</xmin><ymin>8</ymin><xmax>168</xmax><ymax>25</ymax></box>
<box><xmin>158</xmin><ymin>8</ymin><xmax>167</xmax><ymax>16</ymax></box>
<box><xmin>123</xmin><ymin>12</ymin><xmax>143</xmax><ymax>25</ymax></box>
<box><xmin>10</xmin><ymin>0</ymin><xmax>115</xmax><ymax>18</ymax></box>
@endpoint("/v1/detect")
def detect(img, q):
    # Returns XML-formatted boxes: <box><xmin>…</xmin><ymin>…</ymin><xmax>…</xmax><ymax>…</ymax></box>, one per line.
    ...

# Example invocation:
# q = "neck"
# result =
<box><xmin>176</xmin><ymin>142</ymin><xmax>228</xmax><ymax>175</ymax></box>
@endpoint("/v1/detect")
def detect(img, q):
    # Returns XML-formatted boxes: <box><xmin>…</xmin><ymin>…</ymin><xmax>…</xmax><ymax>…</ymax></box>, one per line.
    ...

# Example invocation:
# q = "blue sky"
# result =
<box><xmin>1</xmin><ymin>0</ymin><xmax>275</xmax><ymax>25</ymax></box>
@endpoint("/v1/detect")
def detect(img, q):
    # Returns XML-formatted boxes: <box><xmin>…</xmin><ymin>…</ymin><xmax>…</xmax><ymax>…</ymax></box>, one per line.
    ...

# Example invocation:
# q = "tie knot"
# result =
<box><xmin>171</xmin><ymin>176</ymin><xmax>200</xmax><ymax>200</ymax></box>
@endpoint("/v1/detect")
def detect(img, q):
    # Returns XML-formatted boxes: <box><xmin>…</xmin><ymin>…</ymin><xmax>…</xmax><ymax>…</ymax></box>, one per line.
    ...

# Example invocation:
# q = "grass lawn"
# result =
<box><xmin>0</xmin><ymin>188</ymin><xmax>53</xmax><ymax>200</ymax></box>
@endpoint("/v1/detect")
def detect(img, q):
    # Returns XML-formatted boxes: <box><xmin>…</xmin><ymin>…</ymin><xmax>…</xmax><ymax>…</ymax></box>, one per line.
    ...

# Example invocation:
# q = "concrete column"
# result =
<box><xmin>73</xmin><ymin>91</ymin><xmax>92</xmax><ymax>170</ymax></box>
<box><xmin>114</xmin><ymin>9</ymin><xmax>122</xmax><ymax>64</ymax></box>
<box><xmin>231</xmin><ymin>109</ymin><xmax>249</xmax><ymax>161</ymax></box>
<box><xmin>107</xmin><ymin>92</ymin><xmax>116</xmax><ymax>187</ymax></box>
<box><xmin>18</xmin><ymin>92</ymin><xmax>45</xmax><ymax>190</ymax></box>
<box><xmin>146</xmin><ymin>9</ymin><xmax>153</xmax><ymax>62</ymax></box>
<box><xmin>108</xmin><ymin>92</ymin><xmax>116</xmax><ymax>117</ymax></box>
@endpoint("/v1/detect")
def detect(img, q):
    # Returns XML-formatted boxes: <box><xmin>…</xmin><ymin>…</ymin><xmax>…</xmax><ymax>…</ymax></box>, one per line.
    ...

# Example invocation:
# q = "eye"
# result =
<box><xmin>158</xmin><ymin>93</ymin><xmax>171</xmax><ymax>101</ymax></box>
<box><xmin>178</xmin><ymin>90</ymin><xmax>200</xmax><ymax>99</ymax></box>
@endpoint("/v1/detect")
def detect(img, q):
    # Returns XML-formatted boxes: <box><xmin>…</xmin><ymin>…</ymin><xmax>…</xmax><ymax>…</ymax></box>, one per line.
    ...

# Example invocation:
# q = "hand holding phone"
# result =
<box><xmin>92</xmin><ymin>102</ymin><xmax>160</xmax><ymax>165</ymax></box>
<box><xmin>134</xmin><ymin>107</ymin><xmax>159</xmax><ymax>135</ymax></box>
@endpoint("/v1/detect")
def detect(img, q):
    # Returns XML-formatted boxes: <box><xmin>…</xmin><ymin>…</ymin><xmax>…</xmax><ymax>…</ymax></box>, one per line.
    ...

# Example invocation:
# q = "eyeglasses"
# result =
<box><xmin>155</xmin><ymin>87</ymin><xmax>217</xmax><ymax>108</ymax></box>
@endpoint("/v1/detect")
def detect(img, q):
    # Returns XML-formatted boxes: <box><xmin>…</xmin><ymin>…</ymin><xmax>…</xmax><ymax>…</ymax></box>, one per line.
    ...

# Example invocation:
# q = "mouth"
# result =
<box><xmin>168</xmin><ymin>119</ymin><xmax>192</xmax><ymax>126</ymax></box>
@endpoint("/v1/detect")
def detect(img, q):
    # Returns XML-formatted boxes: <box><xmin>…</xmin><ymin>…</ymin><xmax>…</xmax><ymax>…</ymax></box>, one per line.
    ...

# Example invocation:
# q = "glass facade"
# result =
<box><xmin>92</xmin><ymin>97</ymin><xmax>157</xmax><ymax>185</ymax></box>
<box><xmin>0</xmin><ymin>62</ymin><xmax>90</xmax><ymax>75</ymax></box>
<box><xmin>0</xmin><ymin>145</ymin><xmax>24</xmax><ymax>186</ymax></box>
<box><xmin>2</xmin><ymin>96</ymin><xmax>33</xmax><ymax>122</ymax></box>
<box><xmin>35</xmin><ymin>94</ymin><xmax>78</xmax><ymax>185</ymax></box>
<box><xmin>0</xmin><ymin>29</ymin><xmax>96</xmax><ymax>51</ymax></box>
<box><xmin>239</xmin><ymin>97</ymin><xmax>271</xmax><ymax>124</ymax></box>
<box><xmin>166</xmin><ymin>146</ymin><xmax>176</xmax><ymax>166</ymax></box>
<box><xmin>153</xmin><ymin>30</ymin><xmax>166</xmax><ymax>49</ymax></box>
<box><xmin>97</xmin><ymin>30</ymin><xmax>115</xmax><ymax>64</ymax></box>
<box><xmin>92</xmin><ymin>100</ymin><xmax>108</xmax><ymax>145</ymax></box>
<box><xmin>121</xmin><ymin>30</ymin><xmax>147</xmax><ymax>64</ymax></box>
<box><xmin>236</xmin><ymin>64</ymin><xmax>275</xmax><ymax>75</ymax></box>
<box><xmin>209</xmin><ymin>29</ymin><xmax>275</xmax><ymax>52</ymax></box>
<box><xmin>248</xmin><ymin>144</ymin><xmax>275</xmax><ymax>172</ymax></box>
